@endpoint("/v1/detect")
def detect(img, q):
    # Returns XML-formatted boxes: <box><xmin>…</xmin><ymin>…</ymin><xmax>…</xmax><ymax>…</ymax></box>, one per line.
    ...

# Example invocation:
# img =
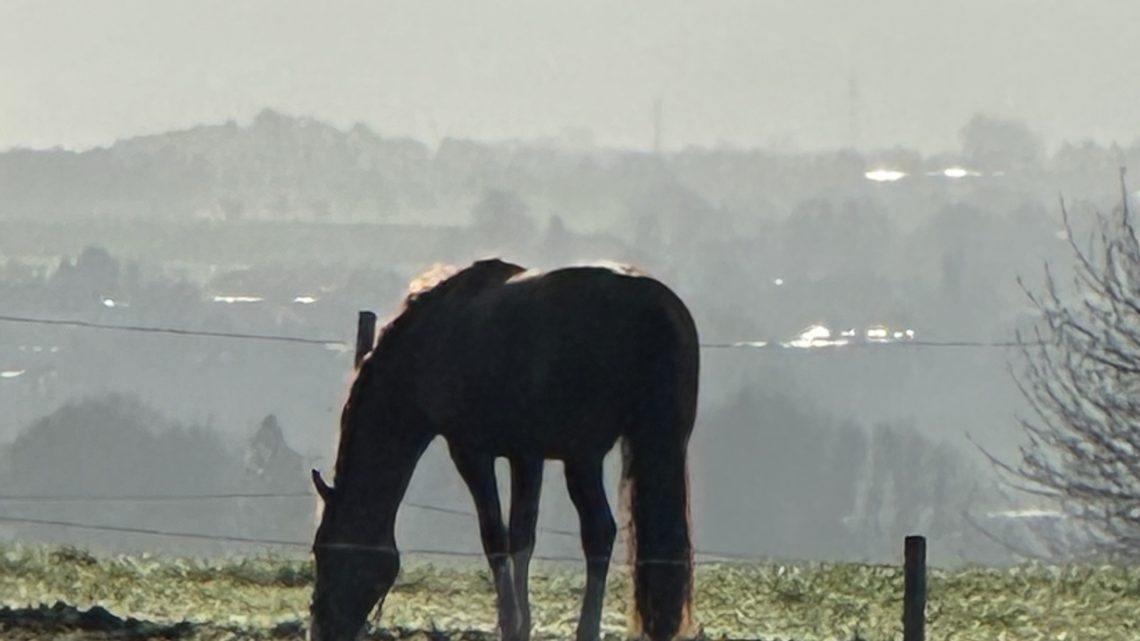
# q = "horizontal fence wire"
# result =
<box><xmin>0</xmin><ymin>314</ymin><xmax>345</xmax><ymax>347</ymax></box>
<box><xmin>0</xmin><ymin>492</ymin><xmax>581</xmax><ymax>538</ymax></box>
<box><xmin>0</xmin><ymin>313</ymin><xmax>1039</xmax><ymax>350</ymax></box>
<box><xmin>0</xmin><ymin>514</ymin><xmax>767</xmax><ymax>565</ymax></box>
<box><xmin>0</xmin><ymin>491</ymin><xmax>319</xmax><ymax>502</ymax></box>
<box><xmin>0</xmin><ymin>514</ymin><xmax>310</xmax><ymax>548</ymax></box>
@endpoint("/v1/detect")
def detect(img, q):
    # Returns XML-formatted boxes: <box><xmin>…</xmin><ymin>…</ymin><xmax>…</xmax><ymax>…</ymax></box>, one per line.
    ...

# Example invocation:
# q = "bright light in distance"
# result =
<box><xmin>984</xmin><ymin>508</ymin><xmax>1064</xmax><ymax>520</ymax></box>
<box><xmin>213</xmin><ymin>295</ymin><xmax>264</xmax><ymax>304</ymax></box>
<box><xmin>801</xmin><ymin>325</ymin><xmax>830</xmax><ymax>341</ymax></box>
<box><xmin>293</xmin><ymin>296</ymin><xmax>318</xmax><ymax>305</ymax></box>
<box><xmin>786</xmin><ymin>325</ymin><xmax>850</xmax><ymax>349</ymax></box>
<box><xmin>0</xmin><ymin>370</ymin><xmax>25</xmax><ymax>379</ymax></box>
<box><xmin>865</xmin><ymin>169</ymin><xmax>907</xmax><ymax>182</ymax></box>
<box><xmin>773</xmin><ymin>278</ymin><xmax>784</xmax><ymax>287</ymax></box>
<box><xmin>865</xmin><ymin>326</ymin><xmax>915</xmax><ymax>342</ymax></box>
<box><xmin>941</xmin><ymin>167</ymin><xmax>982</xmax><ymax>179</ymax></box>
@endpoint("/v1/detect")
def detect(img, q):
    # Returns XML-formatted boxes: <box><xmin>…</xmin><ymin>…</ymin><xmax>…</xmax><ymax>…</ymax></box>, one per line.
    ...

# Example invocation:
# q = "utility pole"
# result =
<box><xmin>653</xmin><ymin>98</ymin><xmax>663</xmax><ymax>155</ymax></box>
<box><xmin>848</xmin><ymin>68</ymin><xmax>861</xmax><ymax>151</ymax></box>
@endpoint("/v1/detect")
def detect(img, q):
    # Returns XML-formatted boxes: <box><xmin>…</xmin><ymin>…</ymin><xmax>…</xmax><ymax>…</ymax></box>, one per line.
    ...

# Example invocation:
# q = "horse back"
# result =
<box><xmin>412</xmin><ymin>265</ymin><xmax>698</xmax><ymax>456</ymax></box>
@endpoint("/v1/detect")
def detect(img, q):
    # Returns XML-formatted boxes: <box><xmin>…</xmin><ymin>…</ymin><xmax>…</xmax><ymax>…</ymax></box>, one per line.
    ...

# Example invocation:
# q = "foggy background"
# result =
<box><xmin>1</xmin><ymin>0</ymin><xmax>1136</xmax><ymax>568</ymax></box>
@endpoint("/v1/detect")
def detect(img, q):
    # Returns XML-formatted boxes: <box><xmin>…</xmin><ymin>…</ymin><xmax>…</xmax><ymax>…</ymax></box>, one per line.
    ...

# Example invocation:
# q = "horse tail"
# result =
<box><xmin>621</xmin><ymin>287</ymin><xmax>699</xmax><ymax>641</ymax></box>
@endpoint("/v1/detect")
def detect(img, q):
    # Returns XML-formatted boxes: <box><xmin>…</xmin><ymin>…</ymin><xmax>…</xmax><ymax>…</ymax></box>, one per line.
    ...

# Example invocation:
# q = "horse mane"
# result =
<box><xmin>331</xmin><ymin>258</ymin><xmax>526</xmax><ymax>485</ymax></box>
<box><xmin>372</xmin><ymin>258</ymin><xmax>526</xmax><ymax>355</ymax></box>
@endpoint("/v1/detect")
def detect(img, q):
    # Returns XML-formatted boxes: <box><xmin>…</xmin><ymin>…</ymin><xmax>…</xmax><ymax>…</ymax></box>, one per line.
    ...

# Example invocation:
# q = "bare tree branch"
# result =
<box><xmin>979</xmin><ymin>175</ymin><xmax>1140</xmax><ymax>560</ymax></box>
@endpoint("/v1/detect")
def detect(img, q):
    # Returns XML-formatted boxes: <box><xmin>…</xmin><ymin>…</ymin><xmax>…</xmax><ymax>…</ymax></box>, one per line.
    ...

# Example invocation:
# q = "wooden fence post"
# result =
<box><xmin>354</xmin><ymin>311</ymin><xmax>377</xmax><ymax>369</ymax></box>
<box><xmin>904</xmin><ymin>535</ymin><xmax>927</xmax><ymax>641</ymax></box>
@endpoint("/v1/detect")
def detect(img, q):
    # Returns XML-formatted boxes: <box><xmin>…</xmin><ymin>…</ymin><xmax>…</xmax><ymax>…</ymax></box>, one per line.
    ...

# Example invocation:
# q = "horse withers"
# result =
<box><xmin>309</xmin><ymin>258</ymin><xmax>700</xmax><ymax>641</ymax></box>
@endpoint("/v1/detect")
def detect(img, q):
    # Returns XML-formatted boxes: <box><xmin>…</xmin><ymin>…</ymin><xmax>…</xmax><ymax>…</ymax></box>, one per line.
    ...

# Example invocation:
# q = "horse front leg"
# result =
<box><xmin>565</xmin><ymin>457</ymin><xmax>617</xmax><ymax>641</ymax></box>
<box><xmin>508</xmin><ymin>456</ymin><xmax>544</xmax><ymax>641</ymax></box>
<box><xmin>451</xmin><ymin>447</ymin><xmax>519</xmax><ymax>639</ymax></box>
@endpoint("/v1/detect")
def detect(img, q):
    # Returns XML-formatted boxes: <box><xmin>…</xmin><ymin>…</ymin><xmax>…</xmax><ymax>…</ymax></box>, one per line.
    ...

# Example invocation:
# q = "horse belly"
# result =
<box><xmin>508</xmin><ymin>409</ymin><xmax>625</xmax><ymax>461</ymax></box>
<box><xmin>509</xmin><ymin>364</ymin><xmax>633</xmax><ymax>459</ymax></box>
<box><xmin>440</xmin><ymin>365</ymin><xmax>630</xmax><ymax>461</ymax></box>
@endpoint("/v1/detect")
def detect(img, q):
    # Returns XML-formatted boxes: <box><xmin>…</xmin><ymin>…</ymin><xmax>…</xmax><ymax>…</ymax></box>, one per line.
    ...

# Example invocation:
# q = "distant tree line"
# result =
<box><xmin>0</xmin><ymin>394</ymin><xmax>312</xmax><ymax>556</ymax></box>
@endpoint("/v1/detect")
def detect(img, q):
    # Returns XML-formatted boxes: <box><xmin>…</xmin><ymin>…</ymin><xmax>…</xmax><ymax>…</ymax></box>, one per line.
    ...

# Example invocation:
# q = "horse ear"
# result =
<box><xmin>311</xmin><ymin>469</ymin><xmax>335</xmax><ymax>502</ymax></box>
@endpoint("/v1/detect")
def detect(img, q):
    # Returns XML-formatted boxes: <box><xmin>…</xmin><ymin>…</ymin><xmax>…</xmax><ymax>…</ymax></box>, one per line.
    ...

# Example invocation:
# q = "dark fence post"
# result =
<box><xmin>904</xmin><ymin>535</ymin><xmax>927</xmax><ymax>641</ymax></box>
<box><xmin>355</xmin><ymin>311</ymin><xmax>377</xmax><ymax>369</ymax></box>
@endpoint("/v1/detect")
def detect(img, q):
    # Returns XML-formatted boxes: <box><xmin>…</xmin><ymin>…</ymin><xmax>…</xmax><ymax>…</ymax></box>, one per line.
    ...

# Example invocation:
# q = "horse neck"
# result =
<box><xmin>335</xmin><ymin>380</ymin><xmax>432</xmax><ymax>533</ymax></box>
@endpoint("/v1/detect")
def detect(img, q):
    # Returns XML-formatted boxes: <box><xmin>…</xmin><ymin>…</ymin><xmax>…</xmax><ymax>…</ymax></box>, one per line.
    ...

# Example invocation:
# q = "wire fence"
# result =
<box><xmin>0</xmin><ymin>492</ymin><xmax>772</xmax><ymax>565</ymax></box>
<box><xmin>0</xmin><ymin>309</ymin><xmax>1033</xmax><ymax>567</ymax></box>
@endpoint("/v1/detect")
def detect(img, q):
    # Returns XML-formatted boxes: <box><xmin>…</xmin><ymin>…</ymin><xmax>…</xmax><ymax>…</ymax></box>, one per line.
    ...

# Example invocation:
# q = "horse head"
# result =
<box><xmin>308</xmin><ymin>469</ymin><xmax>400</xmax><ymax>641</ymax></box>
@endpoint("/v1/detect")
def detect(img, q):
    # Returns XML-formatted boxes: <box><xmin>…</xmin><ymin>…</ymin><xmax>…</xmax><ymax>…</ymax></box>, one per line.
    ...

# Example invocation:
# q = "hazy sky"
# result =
<box><xmin>2</xmin><ymin>0</ymin><xmax>1137</xmax><ymax>153</ymax></box>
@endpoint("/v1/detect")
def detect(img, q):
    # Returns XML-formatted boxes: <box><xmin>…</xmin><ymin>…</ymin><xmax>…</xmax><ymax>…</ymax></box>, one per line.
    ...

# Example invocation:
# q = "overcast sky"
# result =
<box><xmin>2</xmin><ymin>0</ymin><xmax>1137</xmax><ymax>153</ymax></box>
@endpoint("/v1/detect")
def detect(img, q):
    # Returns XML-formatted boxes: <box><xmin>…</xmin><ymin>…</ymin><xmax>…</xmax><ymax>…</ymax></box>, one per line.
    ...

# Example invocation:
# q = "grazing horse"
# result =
<box><xmin>309</xmin><ymin>258</ymin><xmax>700</xmax><ymax>641</ymax></box>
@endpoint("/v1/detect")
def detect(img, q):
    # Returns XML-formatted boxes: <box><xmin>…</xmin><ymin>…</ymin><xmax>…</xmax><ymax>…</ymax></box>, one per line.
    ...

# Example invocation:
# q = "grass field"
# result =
<box><xmin>1</xmin><ymin>544</ymin><xmax>1138</xmax><ymax>640</ymax></box>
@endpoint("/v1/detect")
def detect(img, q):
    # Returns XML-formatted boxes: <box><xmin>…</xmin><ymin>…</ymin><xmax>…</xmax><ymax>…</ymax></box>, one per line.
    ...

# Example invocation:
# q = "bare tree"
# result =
<box><xmin>986</xmin><ymin>171</ymin><xmax>1140</xmax><ymax>561</ymax></box>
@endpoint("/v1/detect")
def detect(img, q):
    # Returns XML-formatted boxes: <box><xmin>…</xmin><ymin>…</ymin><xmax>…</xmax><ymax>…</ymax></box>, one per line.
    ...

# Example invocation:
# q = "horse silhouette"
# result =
<box><xmin>309</xmin><ymin>258</ymin><xmax>699</xmax><ymax>641</ymax></box>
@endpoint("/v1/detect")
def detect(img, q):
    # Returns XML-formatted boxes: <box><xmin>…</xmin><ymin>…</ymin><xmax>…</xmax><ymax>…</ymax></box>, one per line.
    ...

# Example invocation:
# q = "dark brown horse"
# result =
<box><xmin>309</xmin><ymin>258</ymin><xmax>699</xmax><ymax>641</ymax></box>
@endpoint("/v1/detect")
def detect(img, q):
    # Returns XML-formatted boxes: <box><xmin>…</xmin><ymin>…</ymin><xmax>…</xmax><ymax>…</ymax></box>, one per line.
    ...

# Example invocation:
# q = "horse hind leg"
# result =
<box><xmin>449</xmin><ymin>446</ymin><xmax>520</xmax><ymax>640</ymax></box>
<box><xmin>565</xmin><ymin>456</ymin><xmax>617</xmax><ymax>641</ymax></box>
<box><xmin>508</xmin><ymin>456</ymin><xmax>544</xmax><ymax>641</ymax></box>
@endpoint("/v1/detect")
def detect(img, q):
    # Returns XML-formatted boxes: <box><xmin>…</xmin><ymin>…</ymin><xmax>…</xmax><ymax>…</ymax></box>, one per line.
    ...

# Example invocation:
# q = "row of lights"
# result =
<box><xmin>788</xmin><ymin>324</ymin><xmax>915</xmax><ymax>349</ymax></box>
<box><xmin>212</xmin><ymin>295</ymin><xmax>319</xmax><ymax>305</ymax></box>
<box><xmin>102</xmin><ymin>295</ymin><xmax>320</xmax><ymax>306</ymax></box>
<box><xmin>2</xmin><ymin>344</ymin><xmax>62</xmax><ymax>380</ymax></box>
<box><xmin>864</xmin><ymin>167</ymin><xmax>1002</xmax><ymax>183</ymax></box>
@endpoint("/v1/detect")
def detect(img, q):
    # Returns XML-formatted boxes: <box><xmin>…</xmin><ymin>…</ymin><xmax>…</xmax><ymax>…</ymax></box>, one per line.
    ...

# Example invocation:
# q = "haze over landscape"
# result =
<box><xmin>1</xmin><ymin>0</ymin><xmax>1137</xmax><ymax>570</ymax></box>
<box><xmin>3</xmin><ymin>0</ymin><xmax>1140</xmax><ymax>153</ymax></box>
